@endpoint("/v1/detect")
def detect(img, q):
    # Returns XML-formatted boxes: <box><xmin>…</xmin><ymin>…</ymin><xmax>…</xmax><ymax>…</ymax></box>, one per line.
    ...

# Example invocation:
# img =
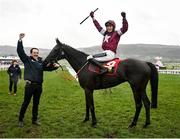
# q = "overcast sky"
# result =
<box><xmin>0</xmin><ymin>0</ymin><xmax>179</xmax><ymax>49</ymax></box>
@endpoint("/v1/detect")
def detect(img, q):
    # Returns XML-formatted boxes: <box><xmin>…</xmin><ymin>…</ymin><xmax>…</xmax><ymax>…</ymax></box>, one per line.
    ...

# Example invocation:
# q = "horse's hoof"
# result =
<box><xmin>143</xmin><ymin>122</ymin><xmax>150</xmax><ymax>128</ymax></box>
<box><xmin>92</xmin><ymin>124</ymin><xmax>97</xmax><ymax>128</ymax></box>
<box><xmin>128</xmin><ymin>122</ymin><xmax>136</xmax><ymax>128</ymax></box>
<box><xmin>82</xmin><ymin>118</ymin><xmax>89</xmax><ymax>123</ymax></box>
<box><xmin>92</xmin><ymin>122</ymin><xmax>97</xmax><ymax>128</ymax></box>
<box><xmin>151</xmin><ymin>104</ymin><xmax>157</xmax><ymax>108</ymax></box>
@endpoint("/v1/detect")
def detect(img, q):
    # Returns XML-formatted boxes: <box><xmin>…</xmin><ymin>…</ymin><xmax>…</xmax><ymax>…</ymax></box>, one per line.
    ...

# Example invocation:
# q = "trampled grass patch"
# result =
<box><xmin>0</xmin><ymin>70</ymin><xmax>180</xmax><ymax>137</ymax></box>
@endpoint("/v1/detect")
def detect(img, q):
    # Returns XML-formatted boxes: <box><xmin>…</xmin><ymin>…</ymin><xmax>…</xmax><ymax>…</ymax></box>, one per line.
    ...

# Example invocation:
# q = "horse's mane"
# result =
<box><xmin>56</xmin><ymin>38</ymin><xmax>88</xmax><ymax>59</ymax></box>
<box><xmin>64</xmin><ymin>44</ymin><xmax>88</xmax><ymax>58</ymax></box>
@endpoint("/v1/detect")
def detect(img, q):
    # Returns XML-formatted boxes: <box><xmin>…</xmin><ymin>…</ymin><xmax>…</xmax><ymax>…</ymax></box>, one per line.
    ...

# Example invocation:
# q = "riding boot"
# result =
<box><xmin>88</xmin><ymin>58</ymin><xmax>108</xmax><ymax>74</ymax></box>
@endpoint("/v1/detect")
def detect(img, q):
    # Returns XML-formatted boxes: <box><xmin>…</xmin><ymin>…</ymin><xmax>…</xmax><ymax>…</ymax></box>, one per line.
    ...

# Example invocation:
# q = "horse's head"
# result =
<box><xmin>43</xmin><ymin>38</ymin><xmax>65</xmax><ymax>66</ymax></box>
<box><xmin>44</xmin><ymin>38</ymin><xmax>88</xmax><ymax>72</ymax></box>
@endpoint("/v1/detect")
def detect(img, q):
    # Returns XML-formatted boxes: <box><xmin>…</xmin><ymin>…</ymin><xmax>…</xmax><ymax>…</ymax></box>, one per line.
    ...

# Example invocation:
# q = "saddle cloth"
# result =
<box><xmin>88</xmin><ymin>58</ymin><xmax>121</xmax><ymax>76</ymax></box>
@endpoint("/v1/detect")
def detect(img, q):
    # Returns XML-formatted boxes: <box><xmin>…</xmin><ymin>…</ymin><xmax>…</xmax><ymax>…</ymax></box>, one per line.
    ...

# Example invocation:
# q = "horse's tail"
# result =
<box><xmin>146</xmin><ymin>62</ymin><xmax>158</xmax><ymax>108</ymax></box>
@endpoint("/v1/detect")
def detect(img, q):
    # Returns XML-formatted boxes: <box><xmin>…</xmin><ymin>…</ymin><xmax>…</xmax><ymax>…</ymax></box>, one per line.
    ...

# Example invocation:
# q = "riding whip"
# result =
<box><xmin>80</xmin><ymin>8</ymin><xmax>99</xmax><ymax>25</ymax></box>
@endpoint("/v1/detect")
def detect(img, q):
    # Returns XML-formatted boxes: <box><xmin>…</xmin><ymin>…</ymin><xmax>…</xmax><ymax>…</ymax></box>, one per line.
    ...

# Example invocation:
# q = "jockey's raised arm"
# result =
<box><xmin>117</xmin><ymin>12</ymin><xmax>128</xmax><ymax>36</ymax></box>
<box><xmin>90</xmin><ymin>12</ymin><xmax>106</xmax><ymax>36</ymax></box>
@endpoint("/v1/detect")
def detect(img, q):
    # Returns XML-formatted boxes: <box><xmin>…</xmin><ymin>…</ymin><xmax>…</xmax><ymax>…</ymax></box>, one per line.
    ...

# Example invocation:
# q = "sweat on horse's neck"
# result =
<box><xmin>62</xmin><ymin>44</ymin><xmax>88</xmax><ymax>72</ymax></box>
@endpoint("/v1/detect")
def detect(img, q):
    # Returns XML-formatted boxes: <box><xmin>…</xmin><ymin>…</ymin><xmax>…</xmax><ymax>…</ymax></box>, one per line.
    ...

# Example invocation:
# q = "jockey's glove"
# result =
<box><xmin>90</xmin><ymin>11</ymin><xmax>94</xmax><ymax>18</ymax></box>
<box><xmin>121</xmin><ymin>12</ymin><xmax>126</xmax><ymax>19</ymax></box>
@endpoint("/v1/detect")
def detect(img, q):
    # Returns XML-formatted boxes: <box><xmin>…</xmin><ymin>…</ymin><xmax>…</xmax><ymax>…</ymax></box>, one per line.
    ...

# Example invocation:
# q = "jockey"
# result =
<box><xmin>87</xmin><ymin>11</ymin><xmax>128</xmax><ymax>74</ymax></box>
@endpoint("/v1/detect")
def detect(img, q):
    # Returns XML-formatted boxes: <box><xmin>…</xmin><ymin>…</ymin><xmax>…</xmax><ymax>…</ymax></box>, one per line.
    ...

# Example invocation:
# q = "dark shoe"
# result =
<box><xmin>18</xmin><ymin>121</ymin><xmax>24</xmax><ymax>128</ymax></box>
<box><xmin>32</xmin><ymin>120</ymin><xmax>41</xmax><ymax>126</ymax></box>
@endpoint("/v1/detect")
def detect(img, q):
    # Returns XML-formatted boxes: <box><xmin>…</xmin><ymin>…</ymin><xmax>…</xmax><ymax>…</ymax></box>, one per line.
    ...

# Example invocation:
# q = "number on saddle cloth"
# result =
<box><xmin>103</xmin><ymin>60</ymin><xmax>117</xmax><ymax>71</ymax></box>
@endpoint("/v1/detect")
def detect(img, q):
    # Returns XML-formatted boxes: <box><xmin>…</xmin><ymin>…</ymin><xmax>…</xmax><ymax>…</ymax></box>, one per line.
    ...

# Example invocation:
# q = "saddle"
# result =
<box><xmin>88</xmin><ymin>58</ymin><xmax>121</xmax><ymax>76</ymax></box>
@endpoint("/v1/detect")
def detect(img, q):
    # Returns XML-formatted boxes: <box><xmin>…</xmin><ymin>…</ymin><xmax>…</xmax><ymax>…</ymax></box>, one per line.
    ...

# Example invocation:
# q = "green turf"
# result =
<box><xmin>0</xmin><ymin>70</ymin><xmax>180</xmax><ymax>138</ymax></box>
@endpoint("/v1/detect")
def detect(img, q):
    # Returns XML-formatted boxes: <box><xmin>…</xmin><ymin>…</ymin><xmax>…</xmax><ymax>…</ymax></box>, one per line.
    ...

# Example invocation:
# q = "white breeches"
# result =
<box><xmin>95</xmin><ymin>50</ymin><xmax>116</xmax><ymax>62</ymax></box>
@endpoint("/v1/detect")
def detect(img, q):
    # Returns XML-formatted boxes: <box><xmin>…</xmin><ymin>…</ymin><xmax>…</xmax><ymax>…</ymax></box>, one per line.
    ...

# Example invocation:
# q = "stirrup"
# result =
<box><xmin>99</xmin><ymin>68</ymin><xmax>108</xmax><ymax>74</ymax></box>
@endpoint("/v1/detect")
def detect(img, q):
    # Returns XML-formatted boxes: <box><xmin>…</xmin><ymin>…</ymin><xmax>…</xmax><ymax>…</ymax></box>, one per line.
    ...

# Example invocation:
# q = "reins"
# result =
<box><xmin>76</xmin><ymin>61</ymin><xmax>89</xmax><ymax>78</ymax></box>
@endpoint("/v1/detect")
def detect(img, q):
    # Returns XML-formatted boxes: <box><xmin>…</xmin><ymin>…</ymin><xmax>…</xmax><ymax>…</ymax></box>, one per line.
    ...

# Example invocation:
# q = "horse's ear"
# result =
<box><xmin>55</xmin><ymin>38</ymin><xmax>61</xmax><ymax>45</ymax></box>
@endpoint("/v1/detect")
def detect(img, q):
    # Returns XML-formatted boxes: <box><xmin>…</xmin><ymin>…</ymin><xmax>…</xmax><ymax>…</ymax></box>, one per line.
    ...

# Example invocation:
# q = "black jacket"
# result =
<box><xmin>7</xmin><ymin>65</ymin><xmax>21</xmax><ymax>81</ymax></box>
<box><xmin>17</xmin><ymin>40</ymin><xmax>57</xmax><ymax>84</ymax></box>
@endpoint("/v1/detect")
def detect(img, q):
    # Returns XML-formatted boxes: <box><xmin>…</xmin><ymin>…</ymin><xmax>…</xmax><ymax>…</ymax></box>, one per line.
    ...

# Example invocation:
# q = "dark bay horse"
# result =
<box><xmin>44</xmin><ymin>39</ymin><xmax>158</xmax><ymax>128</ymax></box>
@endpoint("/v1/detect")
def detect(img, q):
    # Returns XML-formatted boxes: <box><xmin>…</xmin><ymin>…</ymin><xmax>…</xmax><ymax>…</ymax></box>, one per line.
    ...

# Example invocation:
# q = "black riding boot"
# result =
<box><xmin>88</xmin><ymin>58</ymin><xmax>108</xmax><ymax>74</ymax></box>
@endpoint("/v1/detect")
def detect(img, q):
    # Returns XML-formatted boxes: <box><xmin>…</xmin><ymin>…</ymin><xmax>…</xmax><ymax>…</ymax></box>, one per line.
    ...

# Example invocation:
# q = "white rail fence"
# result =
<box><xmin>0</xmin><ymin>65</ymin><xmax>9</xmax><ymax>71</ymax></box>
<box><xmin>158</xmin><ymin>70</ymin><xmax>180</xmax><ymax>75</ymax></box>
<box><xmin>0</xmin><ymin>65</ymin><xmax>180</xmax><ymax>75</ymax></box>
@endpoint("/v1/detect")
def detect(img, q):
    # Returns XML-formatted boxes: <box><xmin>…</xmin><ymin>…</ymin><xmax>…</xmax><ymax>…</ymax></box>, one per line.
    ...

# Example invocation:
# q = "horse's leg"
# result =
<box><xmin>85</xmin><ymin>88</ymin><xmax>97</xmax><ymax>127</ymax></box>
<box><xmin>83</xmin><ymin>91</ymin><xmax>90</xmax><ymax>122</ymax></box>
<box><xmin>141</xmin><ymin>91</ymin><xmax>151</xmax><ymax>128</ymax></box>
<box><xmin>90</xmin><ymin>92</ymin><xmax>97</xmax><ymax>127</ymax></box>
<box><xmin>129</xmin><ymin>86</ymin><xmax>142</xmax><ymax>128</ymax></box>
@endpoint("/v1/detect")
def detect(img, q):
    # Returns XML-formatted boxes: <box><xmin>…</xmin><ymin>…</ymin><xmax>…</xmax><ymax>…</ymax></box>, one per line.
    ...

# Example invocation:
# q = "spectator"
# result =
<box><xmin>7</xmin><ymin>60</ymin><xmax>21</xmax><ymax>96</ymax></box>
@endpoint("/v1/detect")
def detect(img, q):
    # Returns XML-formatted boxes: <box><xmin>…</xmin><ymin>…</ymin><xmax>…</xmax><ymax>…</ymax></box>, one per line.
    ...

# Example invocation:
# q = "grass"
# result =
<box><xmin>0</xmin><ymin>69</ymin><xmax>180</xmax><ymax>138</ymax></box>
